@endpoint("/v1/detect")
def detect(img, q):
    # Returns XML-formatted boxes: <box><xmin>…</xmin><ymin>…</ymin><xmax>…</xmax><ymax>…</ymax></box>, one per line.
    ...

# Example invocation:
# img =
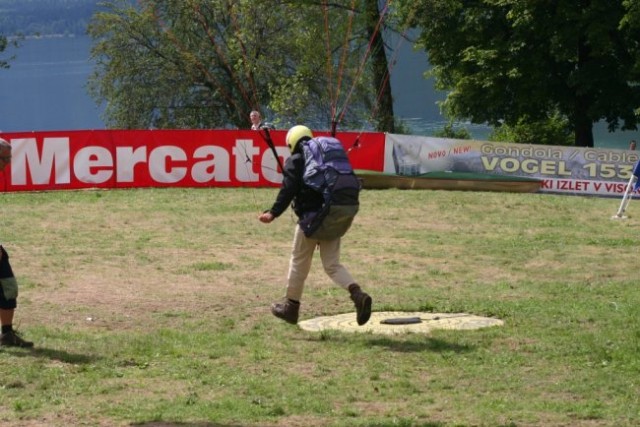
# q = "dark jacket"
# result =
<box><xmin>268</xmin><ymin>150</ymin><xmax>323</xmax><ymax>219</ymax></box>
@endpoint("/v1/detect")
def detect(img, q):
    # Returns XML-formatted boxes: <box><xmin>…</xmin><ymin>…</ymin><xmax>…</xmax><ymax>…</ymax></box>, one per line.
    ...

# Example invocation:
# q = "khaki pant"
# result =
<box><xmin>285</xmin><ymin>225</ymin><xmax>355</xmax><ymax>301</ymax></box>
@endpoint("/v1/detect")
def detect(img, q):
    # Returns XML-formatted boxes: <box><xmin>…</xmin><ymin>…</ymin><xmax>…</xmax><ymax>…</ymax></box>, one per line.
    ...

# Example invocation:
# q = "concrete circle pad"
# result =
<box><xmin>298</xmin><ymin>311</ymin><xmax>504</xmax><ymax>335</ymax></box>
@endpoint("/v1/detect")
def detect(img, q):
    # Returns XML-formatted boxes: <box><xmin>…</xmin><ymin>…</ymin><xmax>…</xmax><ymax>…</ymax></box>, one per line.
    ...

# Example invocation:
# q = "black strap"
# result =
<box><xmin>380</xmin><ymin>317</ymin><xmax>422</xmax><ymax>325</ymax></box>
<box><xmin>259</xmin><ymin>127</ymin><xmax>285</xmax><ymax>173</ymax></box>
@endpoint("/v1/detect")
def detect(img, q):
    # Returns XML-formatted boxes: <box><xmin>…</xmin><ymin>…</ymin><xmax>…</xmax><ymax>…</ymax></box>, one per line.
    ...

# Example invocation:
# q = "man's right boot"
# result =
<box><xmin>271</xmin><ymin>299</ymin><xmax>300</xmax><ymax>325</ymax></box>
<box><xmin>348</xmin><ymin>284</ymin><xmax>372</xmax><ymax>326</ymax></box>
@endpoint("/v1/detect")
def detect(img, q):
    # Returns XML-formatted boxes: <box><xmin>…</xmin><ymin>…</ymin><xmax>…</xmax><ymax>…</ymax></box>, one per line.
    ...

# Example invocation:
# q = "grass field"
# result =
<box><xmin>0</xmin><ymin>187</ymin><xmax>638</xmax><ymax>427</ymax></box>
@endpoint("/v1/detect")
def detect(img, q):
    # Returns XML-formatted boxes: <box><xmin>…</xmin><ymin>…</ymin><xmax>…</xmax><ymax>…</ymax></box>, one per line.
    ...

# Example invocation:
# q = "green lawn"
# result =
<box><xmin>0</xmin><ymin>187</ymin><xmax>638</xmax><ymax>426</ymax></box>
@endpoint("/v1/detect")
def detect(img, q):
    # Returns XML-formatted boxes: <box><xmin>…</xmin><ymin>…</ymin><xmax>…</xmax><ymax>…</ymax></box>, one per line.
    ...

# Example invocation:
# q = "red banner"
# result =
<box><xmin>0</xmin><ymin>130</ymin><xmax>385</xmax><ymax>192</ymax></box>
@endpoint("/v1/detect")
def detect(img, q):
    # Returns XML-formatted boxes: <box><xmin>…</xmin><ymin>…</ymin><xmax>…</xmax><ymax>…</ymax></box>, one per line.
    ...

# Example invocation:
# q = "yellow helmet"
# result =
<box><xmin>285</xmin><ymin>125</ymin><xmax>313</xmax><ymax>153</ymax></box>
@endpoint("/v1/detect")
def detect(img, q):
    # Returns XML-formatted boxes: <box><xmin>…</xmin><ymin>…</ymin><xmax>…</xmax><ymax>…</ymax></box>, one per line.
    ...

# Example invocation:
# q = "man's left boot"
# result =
<box><xmin>271</xmin><ymin>298</ymin><xmax>300</xmax><ymax>325</ymax></box>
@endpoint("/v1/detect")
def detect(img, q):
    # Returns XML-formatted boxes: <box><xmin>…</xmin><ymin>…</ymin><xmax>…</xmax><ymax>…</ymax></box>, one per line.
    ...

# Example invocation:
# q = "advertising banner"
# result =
<box><xmin>0</xmin><ymin>130</ymin><xmax>385</xmax><ymax>192</ymax></box>
<box><xmin>386</xmin><ymin>134</ymin><xmax>640</xmax><ymax>197</ymax></box>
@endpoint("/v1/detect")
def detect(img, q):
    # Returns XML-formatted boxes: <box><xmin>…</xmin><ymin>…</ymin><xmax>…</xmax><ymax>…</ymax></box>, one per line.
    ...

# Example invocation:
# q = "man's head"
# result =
<box><xmin>249</xmin><ymin>111</ymin><xmax>261</xmax><ymax>127</ymax></box>
<box><xmin>0</xmin><ymin>138</ymin><xmax>11</xmax><ymax>171</ymax></box>
<box><xmin>630</xmin><ymin>140</ymin><xmax>637</xmax><ymax>150</ymax></box>
<box><xmin>285</xmin><ymin>125</ymin><xmax>313</xmax><ymax>153</ymax></box>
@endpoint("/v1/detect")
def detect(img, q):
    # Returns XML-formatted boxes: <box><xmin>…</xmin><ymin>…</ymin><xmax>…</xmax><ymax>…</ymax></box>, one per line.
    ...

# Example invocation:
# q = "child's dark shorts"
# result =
<box><xmin>0</xmin><ymin>246</ymin><xmax>18</xmax><ymax>310</ymax></box>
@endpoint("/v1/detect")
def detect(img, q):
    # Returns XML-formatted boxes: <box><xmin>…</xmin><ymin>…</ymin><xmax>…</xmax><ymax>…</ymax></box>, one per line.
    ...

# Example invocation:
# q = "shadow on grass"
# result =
<box><xmin>368</xmin><ymin>336</ymin><xmax>474</xmax><ymax>354</ymax></box>
<box><xmin>366</xmin><ymin>423</ymin><xmax>517</xmax><ymax>427</ymax></box>
<box><xmin>302</xmin><ymin>334</ymin><xmax>474</xmax><ymax>354</ymax></box>
<box><xmin>366</xmin><ymin>423</ymin><xmax>445</xmax><ymax>427</ymax></box>
<box><xmin>132</xmin><ymin>423</ymin><xmax>245</xmax><ymax>427</ymax></box>
<box><xmin>1</xmin><ymin>346</ymin><xmax>100</xmax><ymax>364</ymax></box>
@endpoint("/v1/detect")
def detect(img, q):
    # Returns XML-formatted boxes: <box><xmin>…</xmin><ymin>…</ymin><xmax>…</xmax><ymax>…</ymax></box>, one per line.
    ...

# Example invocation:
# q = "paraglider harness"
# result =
<box><xmin>297</xmin><ymin>136</ymin><xmax>361</xmax><ymax>240</ymax></box>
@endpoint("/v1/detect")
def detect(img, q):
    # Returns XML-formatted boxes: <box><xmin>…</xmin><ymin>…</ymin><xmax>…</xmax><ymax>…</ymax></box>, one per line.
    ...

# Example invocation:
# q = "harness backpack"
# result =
<box><xmin>298</xmin><ymin>136</ymin><xmax>361</xmax><ymax>240</ymax></box>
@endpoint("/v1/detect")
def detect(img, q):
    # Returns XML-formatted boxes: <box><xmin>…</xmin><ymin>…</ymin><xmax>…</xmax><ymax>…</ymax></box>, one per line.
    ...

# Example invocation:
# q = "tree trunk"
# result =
<box><xmin>574</xmin><ymin>115</ymin><xmax>594</xmax><ymax>147</ymax></box>
<box><xmin>364</xmin><ymin>0</ymin><xmax>395</xmax><ymax>133</ymax></box>
<box><xmin>574</xmin><ymin>37</ymin><xmax>594</xmax><ymax>147</ymax></box>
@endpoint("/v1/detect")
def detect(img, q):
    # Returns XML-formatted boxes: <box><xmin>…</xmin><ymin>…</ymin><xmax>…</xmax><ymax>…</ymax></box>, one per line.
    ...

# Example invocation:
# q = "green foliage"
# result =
<box><xmin>88</xmin><ymin>0</ymin><xmax>384</xmax><ymax>131</ymax></box>
<box><xmin>391</xmin><ymin>117</ymin><xmax>413</xmax><ymax>135</ymax></box>
<box><xmin>433</xmin><ymin>121</ymin><xmax>471</xmax><ymax>140</ymax></box>
<box><xmin>489</xmin><ymin>113</ymin><xmax>574</xmax><ymax>146</ymax></box>
<box><xmin>398</xmin><ymin>0</ymin><xmax>640</xmax><ymax>147</ymax></box>
<box><xmin>621</xmin><ymin>0</ymin><xmax>640</xmax><ymax>75</ymax></box>
<box><xmin>0</xmin><ymin>32</ymin><xmax>22</xmax><ymax>70</ymax></box>
<box><xmin>0</xmin><ymin>34</ymin><xmax>8</xmax><ymax>69</ymax></box>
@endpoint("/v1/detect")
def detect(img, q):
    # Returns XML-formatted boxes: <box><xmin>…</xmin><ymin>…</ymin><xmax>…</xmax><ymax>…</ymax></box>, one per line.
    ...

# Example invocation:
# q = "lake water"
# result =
<box><xmin>0</xmin><ymin>36</ymin><xmax>104</xmax><ymax>132</ymax></box>
<box><xmin>1</xmin><ymin>35</ymin><xmax>638</xmax><ymax>149</ymax></box>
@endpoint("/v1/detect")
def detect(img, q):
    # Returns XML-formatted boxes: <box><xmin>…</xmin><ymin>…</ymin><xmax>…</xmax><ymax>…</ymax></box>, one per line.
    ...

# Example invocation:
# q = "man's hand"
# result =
<box><xmin>259</xmin><ymin>212</ymin><xmax>275</xmax><ymax>223</ymax></box>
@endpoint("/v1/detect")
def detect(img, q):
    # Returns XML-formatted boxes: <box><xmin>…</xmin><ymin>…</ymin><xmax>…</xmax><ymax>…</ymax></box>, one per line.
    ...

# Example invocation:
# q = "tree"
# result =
<box><xmin>0</xmin><ymin>35</ymin><xmax>8</xmax><ymax>69</ymax></box>
<box><xmin>1</xmin><ymin>34</ymin><xmax>15</xmax><ymax>69</ymax></box>
<box><xmin>621</xmin><ymin>0</ymin><xmax>640</xmax><ymax>124</ymax></box>
<box><xmin>399</xmin><ymin>0</ymin><xmax>640</xmax><ymax>147</ymax></box>
<box><xmin>88</xmin><ymin>0</ymin><xmax>395</xmax><ymax>131</ymax></box>
<box><xmin>364</xmin><ymin>0</ymin><xmax>395</xmax><ymax>133</ymax></box>
<box><xmin>89</xmin><ymin>0</ymin><xmax>278</xmax><ymax>128</ymax></box>
<box><xmin>0</xmin><ymin>31</ymin><xmax>23</xmax><ymax>70</ymax></box>
<box><xmin>489</xmin><ymin>113</ymin><xmax>574</xmax><ymax>146</ymax></box>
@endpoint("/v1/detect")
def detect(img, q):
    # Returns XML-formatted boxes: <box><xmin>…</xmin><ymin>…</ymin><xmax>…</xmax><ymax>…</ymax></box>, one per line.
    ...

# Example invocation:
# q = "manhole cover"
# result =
<box><xmin>298</xmin><ymin>311</ymin><xmax>504</xmax><ymax>335</ymax></box>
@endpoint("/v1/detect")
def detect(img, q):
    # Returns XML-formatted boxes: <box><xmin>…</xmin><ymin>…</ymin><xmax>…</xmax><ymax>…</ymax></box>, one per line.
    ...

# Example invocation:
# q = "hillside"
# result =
<box><xmin>0</xmin><ymin>0</ymin><xmax>104</xmax><ymax>36</ymax></box>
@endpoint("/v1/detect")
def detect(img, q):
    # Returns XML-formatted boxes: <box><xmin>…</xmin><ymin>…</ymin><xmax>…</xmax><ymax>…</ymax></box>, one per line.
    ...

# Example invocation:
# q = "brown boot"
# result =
<box><xmin>348</xmin><ymin>284</ymin><xmax>372</xmax><ymax>326</ymax></box>
<box><xmin>271</xmin><ymin>299</ymin><xmax>300</xmax><ymax>324</ymax></box>
<box><xmin>0</xmin><ymin>330</ymin><xmax>34</xmax><ymax>348</ymax></box>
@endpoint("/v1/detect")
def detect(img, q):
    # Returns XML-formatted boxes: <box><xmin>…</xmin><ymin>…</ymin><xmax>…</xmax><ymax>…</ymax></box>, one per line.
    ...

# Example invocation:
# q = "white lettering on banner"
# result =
<box><xmin>583</xmin><ymin>149</ymin><xmax>639</xmax><ymax>163</ymax></box>
<box><xmin>8</xmin><ymin>136</ymin><xmax>285</xmax><ymax>187</ymax></box>
<box><xmin>261</xmin><ymin>146</ymin><xmax>288</xmax><ymax>184</ymax></box>
<box><xmin>481</xmin><ymin>144</ymin><xmax>563</xmax><ymax>159</ymax></box>
<box><xmin>481</xmin><ymin>157</ymin><xmax>572</xmax><ymax>176</ymax></box>
<box><xmin>233</xmin><ymin>139</ymin><xmax>285</xmax><ymax>184</ymax></box>
<box><xmin>234</xmin><ymin>139</ymin><xmax>259</xmax><ymax>182</ymax></box>
<box><xmin>149</xmin><ymin>146</ymin><xmax>187</xmax><ymax>183</ymax></box>
<box><xmin>11</xmin><ymin>138</ymin><xmax>71</xmax><ymax>185</ymax></box>
<box><xmin>192</xmin><ymin>146</ymin><xmax>230</xmax><ymax>183</ymax></box>
<box><xmin>75</xmin><ymin>146</ymin><xmax>113</xmax><ymax>184</ymax></box>
<box><xmin>117</xmin><ymin>146</ymin><xmax>147</xmax><ymax>183</ymax></box>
